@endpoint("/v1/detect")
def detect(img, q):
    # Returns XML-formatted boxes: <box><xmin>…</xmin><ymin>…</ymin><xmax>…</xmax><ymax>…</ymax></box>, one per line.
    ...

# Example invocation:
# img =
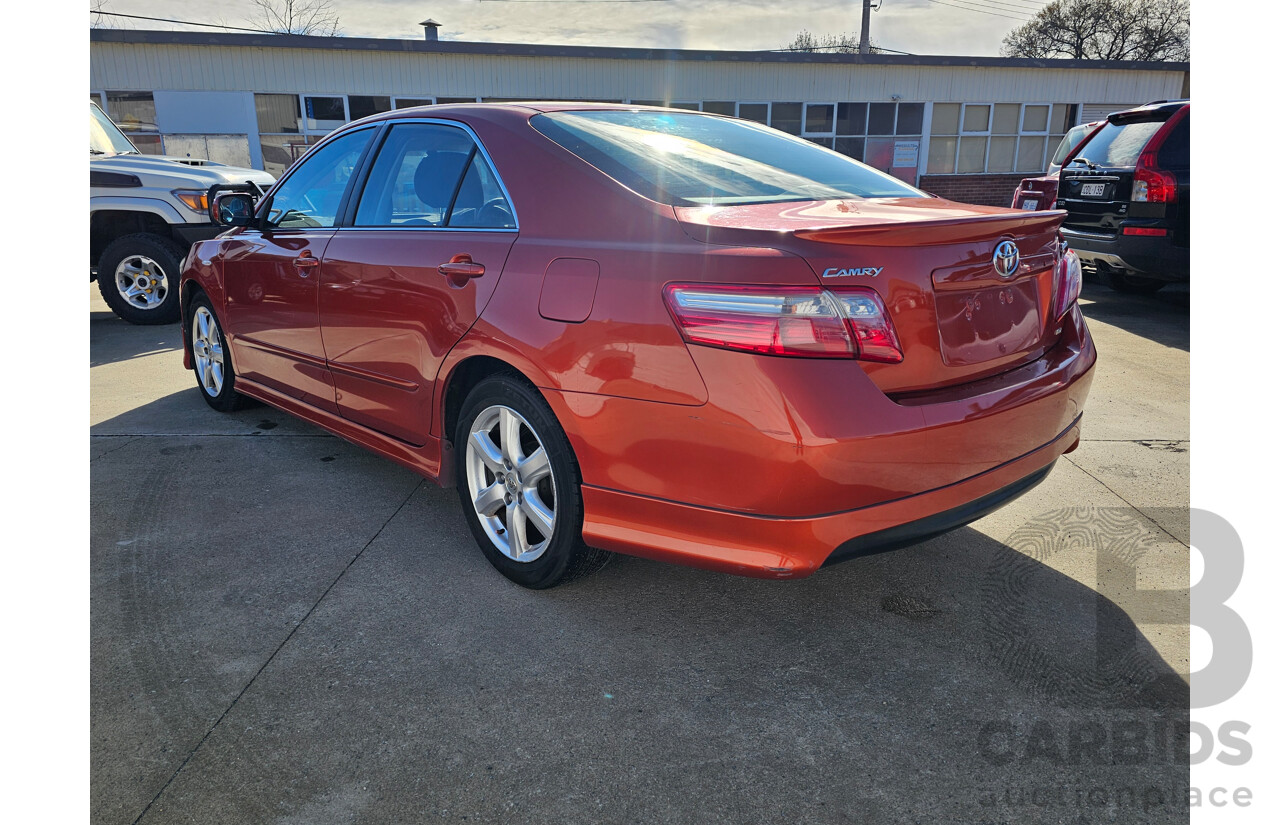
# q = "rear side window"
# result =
<box><xmin>354</xmin><ymin>122</ymin><xmax>515</xmax><ymax>229</ymax></box>
<box><xmin>531</xmin><ymin>110</ymin><xmax>924</xmax><ymax>207</ymax></box>
<box><xmin>1073</xmin><ymin>118</ymin><xmax>1164</xmax><ymax>168</ymax></box>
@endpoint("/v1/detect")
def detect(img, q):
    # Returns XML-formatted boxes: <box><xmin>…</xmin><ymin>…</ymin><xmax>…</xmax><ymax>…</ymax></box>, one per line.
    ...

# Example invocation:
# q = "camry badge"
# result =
<box><xmin>992</xmin><ymin>240</ymin><xmax>1020</xmax><ymax>279</ymax></box>
<box><xmin>822</xmin><ymin>266</ymin><xmax>883</xmax><ymax>278</ymax></box>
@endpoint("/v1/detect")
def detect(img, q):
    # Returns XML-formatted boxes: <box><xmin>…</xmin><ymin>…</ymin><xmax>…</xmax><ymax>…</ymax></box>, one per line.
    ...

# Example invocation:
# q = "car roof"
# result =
<box><xmin>1108</xmin><ymin>99</ymin><xmax>1189</xmax><ymax>122</ymax></box>
<box><xmin>348</xmin><ymin>101</ymin><xmax>724</xmax><ymax>128</ymax></box>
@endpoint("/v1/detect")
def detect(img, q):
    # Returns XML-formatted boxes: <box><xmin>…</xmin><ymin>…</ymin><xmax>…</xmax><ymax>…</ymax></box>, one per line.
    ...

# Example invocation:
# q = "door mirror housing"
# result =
<box><xmin>211</xmin><ymin>192</ymin><xmax>257</xmax><ymax>228</ymax></box>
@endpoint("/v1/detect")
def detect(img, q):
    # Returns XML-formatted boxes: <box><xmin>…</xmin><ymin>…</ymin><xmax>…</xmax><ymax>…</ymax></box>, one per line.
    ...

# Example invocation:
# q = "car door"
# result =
<box><xmin>220</xmin><ymin>127</ymin><xmax>374</xmax><ymax>412</ymax></box>
<box><xmin>319</xmin><ymin>120</ymin><xmax>518</xmax><ymax>446</ymax></box>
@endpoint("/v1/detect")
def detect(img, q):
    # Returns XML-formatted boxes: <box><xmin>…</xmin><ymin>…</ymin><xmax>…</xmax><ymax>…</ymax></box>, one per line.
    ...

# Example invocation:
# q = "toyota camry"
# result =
<box><xmin>182</xmin><ymin>103</ymin><xmax>1095</xmax><ymax>588</ymax></box>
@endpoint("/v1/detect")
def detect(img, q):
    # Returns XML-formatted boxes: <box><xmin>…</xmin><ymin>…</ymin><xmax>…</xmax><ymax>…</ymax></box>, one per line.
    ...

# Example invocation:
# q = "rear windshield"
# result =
<box><xmin>1071</xmin><ymin>118</ymin><xmax>1164</xmax><ymax>168</ymax></box>
<box><xmin>531</xmin><ymin>110</ymin><xmax>925</xmax><ymax>207</ymax></box>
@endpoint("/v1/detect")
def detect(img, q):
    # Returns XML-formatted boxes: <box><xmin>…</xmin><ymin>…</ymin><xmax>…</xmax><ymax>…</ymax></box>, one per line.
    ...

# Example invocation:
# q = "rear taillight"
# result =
<box><xmin>1131</xmin><ymin>150</ymin><xmax>1178</xmax><ymax>203</ymax></box>
<box><xmin>1052</xmin><ymin>247</ymin><xmax>1082</xmax><ymax>320</ymax></box>
<box><xmin>663</xmin><ymin>283</ymin><xmax>903</xmax><ymax>362</ymax></box>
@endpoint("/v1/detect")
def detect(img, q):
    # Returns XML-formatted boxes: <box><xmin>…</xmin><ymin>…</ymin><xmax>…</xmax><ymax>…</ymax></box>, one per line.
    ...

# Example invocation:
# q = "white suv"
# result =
<box><xmin>90</xmin><ymin>102</ymin><xmax>276</xmax><ymax>324</ymax></box>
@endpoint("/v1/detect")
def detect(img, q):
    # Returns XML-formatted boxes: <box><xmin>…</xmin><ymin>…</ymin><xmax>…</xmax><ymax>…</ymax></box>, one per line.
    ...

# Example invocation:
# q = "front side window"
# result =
<box><xmin>265</xmin><ymin>129</ymin><xmax>372</xmax><ymax>229</ymax></box>
<box><xmin>532</xmin><ymin>110</ymin><xmax>924</xmax><ymax>207</ymax></box>
<box><xmin>354</xmin><ymin>123</ymin><xmax>515</xmax><ymax>229</ymax></box>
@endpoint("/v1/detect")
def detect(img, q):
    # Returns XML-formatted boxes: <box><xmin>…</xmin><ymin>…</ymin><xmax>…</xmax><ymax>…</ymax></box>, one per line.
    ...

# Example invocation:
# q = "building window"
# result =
<box><xmin>304</xmin><ymin>96</ymin><xmax>347</xmax><ymax>131</ymax></box>
<box><xmin>394</xmin><ymin>97</ymin><xmax>434</xmax><ymax>108</ymax></box>
<box><xmin>436</xmin><ymin>97</ymin><xmax>479</xmax><ymax>104</ymax></box>
<box><xmin>769</xmin><ymin>102</ymin><xmax>803</xmax><ymax>135</ymax></box>
<box><xmin>105</xmin><ymin>91</ymin><xmax>158</xmax><ymax>133</ymax></box>
<box><xmin>348</xmin><ymin>95</ymin><xmax>392</xmax><ymax>121</ymax></box>
<box><xmin>737</xmin><ymin>103</ymin><xmax>769</xmax><ymax>124</ymax></box>
<box><xmin>798</xmin><ymin>101</ymin><xmax>923</xmax><ymax>183</ymax></box>
<box><xmin>701</xmin><ymin>101</ymin><xmax>736</xmax><ymax>116</ymax></box>
<box><xmin>929</xmin><ymin>102</ymin><xmax>1078</xmax><ymax>175</ymax></box>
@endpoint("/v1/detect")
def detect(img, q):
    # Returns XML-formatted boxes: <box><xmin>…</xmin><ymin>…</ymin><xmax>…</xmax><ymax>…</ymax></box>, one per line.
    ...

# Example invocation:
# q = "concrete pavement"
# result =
<box><xmin>91</xmin><ymin>281</ymin><xmax>1190</xmax><ymax>824</ymax></box>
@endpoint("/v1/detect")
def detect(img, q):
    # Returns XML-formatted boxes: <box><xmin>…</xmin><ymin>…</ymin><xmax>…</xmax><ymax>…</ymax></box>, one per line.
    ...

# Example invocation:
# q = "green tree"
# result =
<box><xmin>1001</xmin><ymin>0</ymin><xmax>1189</xmax><ymax>61</ymax></box>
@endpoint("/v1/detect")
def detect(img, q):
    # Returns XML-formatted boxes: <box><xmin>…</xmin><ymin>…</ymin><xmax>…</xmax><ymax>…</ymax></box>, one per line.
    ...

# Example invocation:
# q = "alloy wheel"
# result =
<box><xmin>192</xmin><ymin>306</ymin><xmax>225</xmax><ymax>397</ymax></box>
<box><xmin>464</xmin><ymin>405</ymin><xmax>557</xmax><ymax>562</ymax></box>
<box><xmin>114</xmin><ymin>254</ymin><xmax>169</xmax><ymax>311</ymax></box>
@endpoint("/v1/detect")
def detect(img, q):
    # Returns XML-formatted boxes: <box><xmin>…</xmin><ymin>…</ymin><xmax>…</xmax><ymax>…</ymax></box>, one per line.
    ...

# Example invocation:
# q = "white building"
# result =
<box><xmin>89</xmin><ymin>27</ymin><xmax>1188</xmax><ymax>205</ymax></box>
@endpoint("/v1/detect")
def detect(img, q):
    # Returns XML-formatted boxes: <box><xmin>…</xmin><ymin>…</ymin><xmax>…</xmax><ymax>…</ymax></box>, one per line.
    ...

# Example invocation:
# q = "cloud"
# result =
<box><xmin>108</xmin><ymin>0</ymin><xmax>1034</xmax><ymax>55</ymax></box>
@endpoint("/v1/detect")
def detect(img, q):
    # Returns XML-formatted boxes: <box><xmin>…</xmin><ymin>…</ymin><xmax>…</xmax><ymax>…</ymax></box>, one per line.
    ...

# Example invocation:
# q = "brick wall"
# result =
<box><xmin>918</xmin><ymin>173</ymin><xmax>1028</xmax><ymax>207</ymax></box>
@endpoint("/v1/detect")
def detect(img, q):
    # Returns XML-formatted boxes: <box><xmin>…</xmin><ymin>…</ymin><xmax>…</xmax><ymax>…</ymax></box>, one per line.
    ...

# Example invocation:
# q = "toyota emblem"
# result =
<box><xmin>992</xmin><ymin>240</ymin><xmax>1020</xmax><ymax>279</ymax></box>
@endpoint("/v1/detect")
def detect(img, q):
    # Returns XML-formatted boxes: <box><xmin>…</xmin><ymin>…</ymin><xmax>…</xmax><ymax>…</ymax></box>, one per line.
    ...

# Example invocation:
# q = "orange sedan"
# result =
<box><xmin>182</xmin><ymin>104</ymin><xmax>1094</xmax><ymax>588</ymax></box>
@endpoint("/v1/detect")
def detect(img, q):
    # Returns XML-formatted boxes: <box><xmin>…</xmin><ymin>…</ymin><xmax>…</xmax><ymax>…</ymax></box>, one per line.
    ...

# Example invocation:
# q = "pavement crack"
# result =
<box><xmin>1062</xmin><ymin>454</ymin><xmax>1189</xmax><ymax>548</ymax></box>
<box><xmin>129</xmin><ymin>478</ymin><xmax>425</xmax><ymax>825</ymax></box>
<box><xmin>90</xmin><ymin>437</ymin><xmax>138</xmax><ymax>462</ymax></box>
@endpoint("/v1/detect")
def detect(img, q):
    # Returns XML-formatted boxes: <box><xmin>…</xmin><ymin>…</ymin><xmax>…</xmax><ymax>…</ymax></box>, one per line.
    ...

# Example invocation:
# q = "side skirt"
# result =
<box><xmin>233</xmin><ymin>376</ymin><xmax>451</xmax><ymax>487</ymax></box>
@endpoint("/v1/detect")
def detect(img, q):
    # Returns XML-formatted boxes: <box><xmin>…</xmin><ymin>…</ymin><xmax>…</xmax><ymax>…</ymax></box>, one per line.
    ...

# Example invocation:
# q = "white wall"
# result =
<box><xmin>152</xmin><ymin>90</ymin><xmax>262</xmax><ymax>168</ymax></box>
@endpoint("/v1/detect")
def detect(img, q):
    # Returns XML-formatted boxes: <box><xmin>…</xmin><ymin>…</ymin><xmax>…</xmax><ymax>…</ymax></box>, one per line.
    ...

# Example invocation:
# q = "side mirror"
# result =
<box><xmin>211</xmin><ymin>192</ymin><xmax>257</xmax><ymax>228</ymax></box>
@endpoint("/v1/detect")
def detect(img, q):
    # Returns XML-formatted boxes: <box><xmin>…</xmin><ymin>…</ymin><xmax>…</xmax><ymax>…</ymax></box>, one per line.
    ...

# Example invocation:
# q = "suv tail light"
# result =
<box><xmin>663</xmin><ymin>284</ymin><xmax>903</xmax><ymax>362</ymax></box>
<box><xmin>1131</xmin><ymin>149</ymin><xmax>1178</xmax><ymax>203</ymax></box>
<box><xmin>1052</xmin><ymin>247</ymin><xmax>1083</xmax><ymax>321</ymax></box>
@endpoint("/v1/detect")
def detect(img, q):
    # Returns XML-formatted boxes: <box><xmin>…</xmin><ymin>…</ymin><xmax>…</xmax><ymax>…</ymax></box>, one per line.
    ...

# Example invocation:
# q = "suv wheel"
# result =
<box><xmin>97</xmin><ymin>233</ymin><xmax>185</xmax><ymax>324</ymax></box>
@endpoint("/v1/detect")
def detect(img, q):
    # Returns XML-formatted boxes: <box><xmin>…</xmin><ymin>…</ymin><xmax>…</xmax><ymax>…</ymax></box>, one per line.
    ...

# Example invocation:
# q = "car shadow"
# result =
<box><xmin>90</xmin><ymin>307</ymin><xmax>184</xmax><ymax>368</ymax></box>
<box><xmin>1077</xmin><ymin>279</ymin><xmax>1189</xmax><ymax>352</ymax></box>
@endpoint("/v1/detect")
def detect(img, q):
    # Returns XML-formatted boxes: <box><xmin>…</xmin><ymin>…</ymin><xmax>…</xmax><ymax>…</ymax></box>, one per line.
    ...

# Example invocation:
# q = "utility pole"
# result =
<box><xmin>859</xmin><ymin>0</ymin><xmax>873</xmax><ymax>55</ymax></box>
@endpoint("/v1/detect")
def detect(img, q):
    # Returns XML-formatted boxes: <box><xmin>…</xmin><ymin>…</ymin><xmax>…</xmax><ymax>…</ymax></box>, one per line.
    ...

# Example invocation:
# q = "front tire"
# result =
<box><xmin>97</xmin><ymin>233</ymin><xmax>186</xmax><ymax>324</ymax></box>
<box><xmin>455</xmin><ymin>374</ymin><xmax>610</xmax><ymax>588</ymax></box>
<box><xmin>189</xmin><ymin>294</ymin><xmax>247</xmax><ymax>412</ymax></box>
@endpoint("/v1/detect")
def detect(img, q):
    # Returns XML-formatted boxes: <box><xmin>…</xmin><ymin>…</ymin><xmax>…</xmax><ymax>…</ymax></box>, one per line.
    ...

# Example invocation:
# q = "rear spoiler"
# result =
<box><xmin>793</xmin><ymin>210</ymin><xmax>1065</xmax><ymax>247</ymax></box>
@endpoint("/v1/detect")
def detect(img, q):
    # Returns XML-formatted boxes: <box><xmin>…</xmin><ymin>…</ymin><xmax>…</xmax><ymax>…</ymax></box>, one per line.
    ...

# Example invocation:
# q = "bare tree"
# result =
<box><xmin>1001</xmin><ymin>0</ymin><xmax>1189</xmax><ymax>62</ymax></box>
<box><xmin>785</xmin><ymin>29</ymin><xmax>885</xmax><ymax>55</ymax></box>
<box><xmin>90</xmin><ymin>0</ymin><xmax>117</xmax><ymax>28</ymax></box>
<box><xmin>248</xmin><ymin>0</ymin><xmax>341</xmax><ymax>36</ymax></box>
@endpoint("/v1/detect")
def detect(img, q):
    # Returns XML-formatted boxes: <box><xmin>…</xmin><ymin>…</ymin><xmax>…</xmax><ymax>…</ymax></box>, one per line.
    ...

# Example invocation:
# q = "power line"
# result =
<box><xmin>947</xmin><ymin>0</ymin><xmax>1048</xmax><ymax>14</ymax></box>
<box><xmin>918</xmin><ymin>0</ymin><xmax>1031</xmax><ymax>21</ymax></box>
<box><xmin>91</xmin><ymin>11</ymin><xmax>278</xmax><ymax>33</ymax></box>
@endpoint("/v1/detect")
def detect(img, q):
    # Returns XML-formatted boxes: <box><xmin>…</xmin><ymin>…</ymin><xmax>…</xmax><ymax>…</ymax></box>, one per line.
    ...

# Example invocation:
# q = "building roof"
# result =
<box><xmin>89</xmin><ymin>28</ymin><xmax>1189</xmax><ymax>73</ymax></box>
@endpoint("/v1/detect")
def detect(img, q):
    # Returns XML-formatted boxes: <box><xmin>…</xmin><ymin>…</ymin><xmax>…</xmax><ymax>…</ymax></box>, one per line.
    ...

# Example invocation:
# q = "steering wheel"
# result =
<box><xmin>475</xmin><ymin>197</ymin><xmax>515</xmax><ymax>228</ymax></box>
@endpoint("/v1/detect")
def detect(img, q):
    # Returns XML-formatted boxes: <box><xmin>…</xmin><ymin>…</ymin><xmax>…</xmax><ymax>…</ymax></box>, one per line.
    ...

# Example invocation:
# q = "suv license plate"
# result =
<box><xmin>1080</xmin><ymin>183</ymin><xmax>1107</xmax><ymax>197</ymax></box>
<box><xmin>1020</xmin><ymin>199</ymin><xmax>1039</xmax><ymax>211</ymax></box>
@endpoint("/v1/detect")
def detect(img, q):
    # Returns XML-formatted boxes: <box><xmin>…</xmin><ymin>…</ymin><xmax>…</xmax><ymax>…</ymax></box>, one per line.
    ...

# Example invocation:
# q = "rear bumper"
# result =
<box><xmin>578</xmin><ymin>418</ymin><xmax>1077</xmax><ymax>579</ymax></box>
<box><xmin>1063</xmin><ymin>226</ymin><xmax>1189</xmax><ymax>280</ymax></box>
<box><xmin>546</xmin><ymin>304</ymin><xmax>1095</xmax><ymax>578</ymax></box>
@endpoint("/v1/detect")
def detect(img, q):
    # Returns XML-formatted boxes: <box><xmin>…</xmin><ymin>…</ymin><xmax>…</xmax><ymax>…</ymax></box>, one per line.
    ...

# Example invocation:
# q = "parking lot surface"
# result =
<box><xmin>91</xmin><ymin>281</ymin><xmax>1190</xmax><ymax>824</ymax></box>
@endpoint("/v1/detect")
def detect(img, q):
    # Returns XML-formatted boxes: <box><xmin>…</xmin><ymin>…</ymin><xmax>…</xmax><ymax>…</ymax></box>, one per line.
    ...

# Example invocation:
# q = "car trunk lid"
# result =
<box><xmin>675</xmin><ymin>197</ymin><xmax>1066</xmax><ymax>394</ymax></box>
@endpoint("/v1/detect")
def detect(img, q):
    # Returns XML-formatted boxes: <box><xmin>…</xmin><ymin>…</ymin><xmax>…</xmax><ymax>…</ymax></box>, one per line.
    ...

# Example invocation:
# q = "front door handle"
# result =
<box><xmin>293</xmin><ymin>251</ymin><xmax>320</xmax><ymax>276</ymax></box>
<box><xmin>438</xmin><ymin>254</ymin><xmax>485</xmax><ymax>287</ymax></box>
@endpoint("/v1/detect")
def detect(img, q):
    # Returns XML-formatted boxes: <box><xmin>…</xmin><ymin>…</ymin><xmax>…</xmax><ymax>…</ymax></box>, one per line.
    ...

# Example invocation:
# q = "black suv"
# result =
<box><xmin>1058</xmin><ymin>100</ymin><xmax>1190</xmax><ymax>293</ymax></box>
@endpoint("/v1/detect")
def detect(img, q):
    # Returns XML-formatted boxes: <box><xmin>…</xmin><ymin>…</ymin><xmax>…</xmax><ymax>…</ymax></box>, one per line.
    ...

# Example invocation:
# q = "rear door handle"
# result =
<box><xmin>438</xmin><ymin>254</ymin><xmax>485</xmax><ymax>286</ymax></box>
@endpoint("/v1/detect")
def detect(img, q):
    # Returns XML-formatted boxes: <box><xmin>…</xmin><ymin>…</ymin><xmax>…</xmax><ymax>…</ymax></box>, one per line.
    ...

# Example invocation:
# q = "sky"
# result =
<box><xmin>91</xmin><ymin>0</ymin><xmax>1060</xmax><ymax>57</ymax></box>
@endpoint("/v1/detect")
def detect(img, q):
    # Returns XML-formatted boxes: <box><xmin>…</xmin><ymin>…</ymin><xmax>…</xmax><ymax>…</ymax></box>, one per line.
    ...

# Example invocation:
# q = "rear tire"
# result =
<box><xmin>455</xmin><ymin>374</ymin><xmax>611</xmax><ymax>588</ymax></box>
<box><xmin>1103</xmin><ymin>271</ymin><xmax>1167</xmax><ymax>294</ymax></box>
<box><xmin>97</xmin><ymin>233</ymin><xmax>185</xmax><ymax>324</ymax></box>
